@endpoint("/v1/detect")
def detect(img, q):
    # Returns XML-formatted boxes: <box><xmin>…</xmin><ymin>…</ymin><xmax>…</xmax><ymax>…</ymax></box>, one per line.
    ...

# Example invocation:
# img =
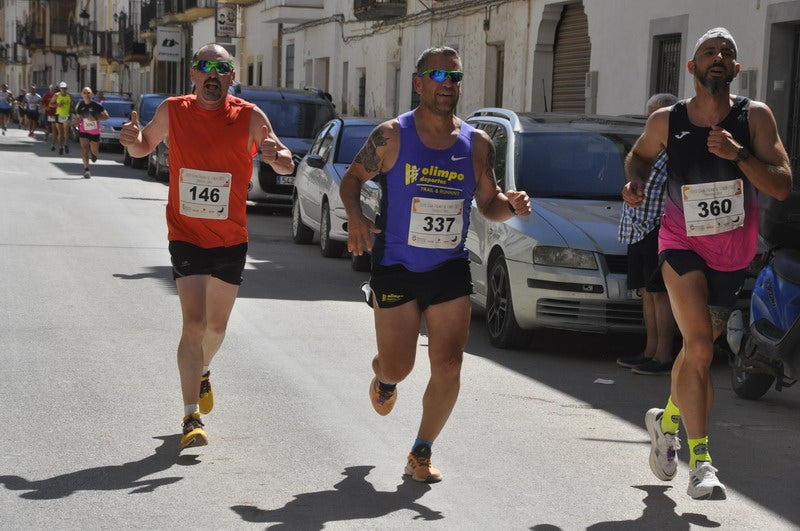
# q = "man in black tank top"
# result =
<box><xmin>623</xmin><ymin>27</ymin><xmax>791</xmax><ymax>500</ymax></box>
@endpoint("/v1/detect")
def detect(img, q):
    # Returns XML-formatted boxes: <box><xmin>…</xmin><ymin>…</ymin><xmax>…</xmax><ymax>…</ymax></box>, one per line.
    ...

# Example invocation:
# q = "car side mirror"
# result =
<box><xmin>306</xmin><ymin>154</ymin><xmax>325</xmax><ymax>169</ymax></box>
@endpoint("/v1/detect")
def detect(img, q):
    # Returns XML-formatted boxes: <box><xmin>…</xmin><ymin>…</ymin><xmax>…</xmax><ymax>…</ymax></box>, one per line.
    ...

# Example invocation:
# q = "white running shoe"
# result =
<box><xmin>687</xmin><ymin>461</ymin><xmax>727</xmax><ymax>500</ymax></box>
<box><xmin>645</xmin><ymin>408</ymin><xmax>680</xmax><ymax>481</ymax></box>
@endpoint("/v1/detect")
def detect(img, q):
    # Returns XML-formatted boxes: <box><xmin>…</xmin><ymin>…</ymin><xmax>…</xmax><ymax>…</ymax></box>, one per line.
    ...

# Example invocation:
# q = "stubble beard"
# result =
<box><xmin>697</xmin><ymin>69</ymin><xmax>734</xmax><ymax>96</ymax></box>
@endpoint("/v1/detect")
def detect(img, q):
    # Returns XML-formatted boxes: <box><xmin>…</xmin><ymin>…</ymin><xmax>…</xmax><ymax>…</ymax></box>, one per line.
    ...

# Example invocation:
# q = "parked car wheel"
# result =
<box><xmin>486</xmin><ymin>256</ymin><xmax>532</xmax><ymax>349</ymax></box>
<box><xmin>131</xmin><ymin>155</ymin><xmax>146</xmax><ymax>169</ymax></box>
<box><xmin>123</xmin><ymin>148</ymin><xmax>132</xmax><ymax>166</ymax></box>
<box><xmin>320</xmin><ymin>201</ymin><xmax>346</xmax><ymax>258</ymax></box>
<box><xmin>292</xmin><ymin>195</ymin><xmax>314</xmax><ymax>244</ymax></box>
<box><xmin>730</xmin><ymin>351</ymin><xmax>775</xmax><ymax>400</ymax></box>
<box><xmin>351</xmin><ymin>252</ymin><xmax>371</xmax><ymax>272</ymax></box>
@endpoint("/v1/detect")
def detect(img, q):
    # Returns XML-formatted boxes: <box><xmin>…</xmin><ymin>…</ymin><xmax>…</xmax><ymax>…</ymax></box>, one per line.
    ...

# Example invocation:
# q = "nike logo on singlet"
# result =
<box><xmin>674</xmin><ymin>131</ymin><xmax>691</xmax><ymax>139</ymax></box>
<box><xmin>450</xmin><ymin>155</ymin><xmax>467</xmax><ymax>161</ymax></box>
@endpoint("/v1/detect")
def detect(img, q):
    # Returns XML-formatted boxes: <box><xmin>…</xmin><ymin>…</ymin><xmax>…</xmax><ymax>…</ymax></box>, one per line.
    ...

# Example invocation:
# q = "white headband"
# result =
<box><xmin>692</xmin><ymin>27</ymin><xmax>737</xmax><ymax>59</ymax></box>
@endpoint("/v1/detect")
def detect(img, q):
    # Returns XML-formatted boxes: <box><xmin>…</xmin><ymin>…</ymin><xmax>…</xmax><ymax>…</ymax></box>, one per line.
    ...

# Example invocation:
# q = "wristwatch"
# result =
<box><xmin>733</xmin><ymin>146</ymin><xmax>751</xmax><ymax>164</ymax></box>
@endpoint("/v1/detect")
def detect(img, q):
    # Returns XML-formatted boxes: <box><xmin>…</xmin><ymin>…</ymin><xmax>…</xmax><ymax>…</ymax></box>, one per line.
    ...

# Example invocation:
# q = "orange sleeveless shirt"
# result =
<box><xmin>166</xmin><ymin>95</ymin><xmax>255</xmax><ymax>248</ymax></box>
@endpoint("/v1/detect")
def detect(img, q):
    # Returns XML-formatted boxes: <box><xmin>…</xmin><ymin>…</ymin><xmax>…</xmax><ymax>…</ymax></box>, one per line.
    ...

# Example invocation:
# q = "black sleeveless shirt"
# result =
<box><xmin>665</xmin><ymin>96</ymin><xmax>752</xmax><ymax>203</ymax></box>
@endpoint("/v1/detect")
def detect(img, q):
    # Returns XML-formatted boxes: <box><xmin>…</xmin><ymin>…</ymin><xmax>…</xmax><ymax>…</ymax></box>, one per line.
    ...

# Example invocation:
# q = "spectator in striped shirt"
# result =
<box><xmin>616</xmin><ymin>93</ymin><xmax>679</xmax><ymax>375</ymax></box>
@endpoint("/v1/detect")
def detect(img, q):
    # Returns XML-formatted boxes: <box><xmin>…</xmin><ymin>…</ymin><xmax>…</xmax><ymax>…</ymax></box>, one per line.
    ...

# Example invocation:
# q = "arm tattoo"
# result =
<box><xmin>486</xmin><ymin>139</ymin><xmax>497</xmax><ymax>183</ymax></box>
<box><xmin>353</xmin><ymin>129</ymin><xmax>388</xmax><ymax>173</ymax></box>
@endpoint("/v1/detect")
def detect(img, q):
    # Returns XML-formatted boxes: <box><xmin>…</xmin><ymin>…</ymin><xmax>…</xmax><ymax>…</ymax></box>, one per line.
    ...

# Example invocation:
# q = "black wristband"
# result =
<box><xmin>508</xmin><ymin>202</ymin><xmax>516</xmax><ymax>215</ymax></box>
<box><xmin>732</xmin><ymin>146</ymin><xmax>750</xmax><ymax>164</ymax></box>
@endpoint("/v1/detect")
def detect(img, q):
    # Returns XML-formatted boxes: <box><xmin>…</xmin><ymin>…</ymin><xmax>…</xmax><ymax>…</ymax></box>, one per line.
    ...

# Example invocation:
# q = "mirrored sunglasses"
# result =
<box><xmin>192</xmin><ymin>60</ymin><xmax>234</xmax><ymax>74</ymax></box>
<box><xmin>418</xmin><ymin>69</ymin><xmax>464</xmax><ymax>83</ymax></box>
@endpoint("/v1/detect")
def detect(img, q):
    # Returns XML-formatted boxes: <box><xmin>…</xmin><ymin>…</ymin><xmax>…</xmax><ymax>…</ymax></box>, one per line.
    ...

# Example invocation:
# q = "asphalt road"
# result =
<box><xmin>1</xmin><ymin>127</ymin><xmax>798</xmax><ymax>530</ymax></box>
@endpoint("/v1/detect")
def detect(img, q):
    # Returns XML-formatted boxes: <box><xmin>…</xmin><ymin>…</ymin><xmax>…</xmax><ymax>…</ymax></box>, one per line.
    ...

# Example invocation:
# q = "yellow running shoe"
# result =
<box><xmin>404</xmin><ymin>445</ymin><xmax>442</xmax><ymax>483</ymax></box>
<box><xmin>369</xmin><ymin>377</ymin><xmax>396</xmax><ymax>416</ymax></box>
<box><xmin>199</xmin><ymin>371</ymin><xmax>214</xmax><ymax>414</ymax></box>
<box><xmin>180</xmin><ymin>412</ymin><xmax>208</xmax><ymax>450</ymax></box>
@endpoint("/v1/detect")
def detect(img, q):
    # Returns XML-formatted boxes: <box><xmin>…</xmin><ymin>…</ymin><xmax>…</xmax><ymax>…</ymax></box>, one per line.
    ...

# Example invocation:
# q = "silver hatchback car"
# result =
<box><xmin>465</xmin><ymin>108</ymin><xmax>646</xmax><ymax>348</ymax></box>
<box><xmin>292</xmin><ymin>116</ymin><xmax>385</xmax><ymax>270</ymax></box>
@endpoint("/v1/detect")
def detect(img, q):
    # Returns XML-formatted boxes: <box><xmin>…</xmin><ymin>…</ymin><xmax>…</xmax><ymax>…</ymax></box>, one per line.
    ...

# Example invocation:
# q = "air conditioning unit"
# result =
<box><xmin>738</xmin><ymin>69</ymin><xmax>757</xmax><ymax>99</ymax></box>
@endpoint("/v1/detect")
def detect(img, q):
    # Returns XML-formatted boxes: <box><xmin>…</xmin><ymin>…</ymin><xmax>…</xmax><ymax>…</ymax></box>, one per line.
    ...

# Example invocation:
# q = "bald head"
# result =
<box><xmin>192</xmin><ymin>43</ymin><xmax>232</xmax><ymax>62</ymax></box>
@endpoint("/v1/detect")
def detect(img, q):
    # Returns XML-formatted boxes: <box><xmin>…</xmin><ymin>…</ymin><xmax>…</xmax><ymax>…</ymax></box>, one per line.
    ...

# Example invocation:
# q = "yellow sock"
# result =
<box><xmin>660</xmin><ymin>397</ymin><xmax>681</xmax><ymax>434</ymax></box>
<box><xmin>689</xmin><ymin>436</ymin><xmax>711</xmax><ymax>468</ymax></box>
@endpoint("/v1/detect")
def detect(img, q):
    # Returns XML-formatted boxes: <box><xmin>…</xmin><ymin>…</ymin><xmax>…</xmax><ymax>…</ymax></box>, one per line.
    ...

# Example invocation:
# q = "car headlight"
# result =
<box><xmin>100</xmin><ymin>124</ymin><xmax>114</xmax><ymax>132</ymax></box>
<box><xmin>533</xmin><ymin>246</ymin><xmax>598</xmax><ymax>270</ymax></box>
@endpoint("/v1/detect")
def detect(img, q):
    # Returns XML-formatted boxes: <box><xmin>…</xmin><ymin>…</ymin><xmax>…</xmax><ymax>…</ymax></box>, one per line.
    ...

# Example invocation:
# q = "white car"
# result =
<box><xmin>292</xmin><ymin>117</ymin><xmax>385</xmax><ymax>271</ymax></box>
<box><xmin>465</xmin><ymin>108</ymin><xmax>646</xmax><ymax>348</ymax></box>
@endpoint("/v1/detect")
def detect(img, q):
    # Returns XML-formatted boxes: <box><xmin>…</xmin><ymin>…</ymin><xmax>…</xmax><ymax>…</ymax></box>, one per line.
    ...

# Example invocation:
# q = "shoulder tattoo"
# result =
<box><xmin>354</xmin><ymin>128</ymin><xmax>388</xmax><ymax>173</ymax></box>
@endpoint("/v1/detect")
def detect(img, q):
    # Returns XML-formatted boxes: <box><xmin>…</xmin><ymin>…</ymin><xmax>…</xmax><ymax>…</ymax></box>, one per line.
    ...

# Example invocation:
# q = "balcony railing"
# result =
<box><xmin>67</xmin><ymin>21</ymin><xmax>95</xmax><ymax>48</ymax></box>
<box><xmin>353</xmin><ymin>0</ymin><xmax>406</xmax><ymax>21</ymax></box>
<box><xmin>161</xmin><ymin>0</ymin><xmax>216</xmax><ymax>14</ymax></box>
<box><xmin>15</xmin><ymin>20</ymin><xmax>46</xmax><ymax>48</ymax></box>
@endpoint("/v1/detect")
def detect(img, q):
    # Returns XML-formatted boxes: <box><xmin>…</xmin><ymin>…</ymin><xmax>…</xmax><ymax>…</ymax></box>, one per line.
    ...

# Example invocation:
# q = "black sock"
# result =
<box><xmin>378</xmin><ymin>381</ymin><xmax>396</xmax><ymax>393</ymax></box>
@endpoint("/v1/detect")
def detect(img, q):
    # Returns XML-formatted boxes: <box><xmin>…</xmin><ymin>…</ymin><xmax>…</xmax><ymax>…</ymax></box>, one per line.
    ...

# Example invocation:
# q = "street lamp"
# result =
<box><xmin>78</xmin><ymin>9</ymin><xmax>90</xmax><ymax>46</ymax></box>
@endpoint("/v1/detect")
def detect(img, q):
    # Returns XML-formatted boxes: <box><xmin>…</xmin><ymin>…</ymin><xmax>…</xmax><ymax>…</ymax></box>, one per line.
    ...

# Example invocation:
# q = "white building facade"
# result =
<box><xmin>4</xmin><ymin>0</ymin><xmax>800</xmax><ymax>173</ymax></box>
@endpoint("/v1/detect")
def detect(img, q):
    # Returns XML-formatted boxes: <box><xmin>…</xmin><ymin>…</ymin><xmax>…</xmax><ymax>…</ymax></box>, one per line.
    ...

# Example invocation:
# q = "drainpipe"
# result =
<box><xmin>276</xmin><ymin>23</ymin><xmax>282</xmax><ymax>87</ymax></box>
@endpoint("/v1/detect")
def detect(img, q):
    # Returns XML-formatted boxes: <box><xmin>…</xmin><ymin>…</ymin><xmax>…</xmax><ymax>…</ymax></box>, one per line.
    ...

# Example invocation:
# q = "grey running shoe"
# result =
<box><xmin>645</xmin><ymin>408</ymin><xmax>680</xmax><ymax>481</ymax></box>
<box><xmin>687</xmin><ymin>462</ymin><xmax>727</xmax><ymax>500</ymax></box>
<box><xmin>83</xmin><ymin>170</ymin><xmax>90</xmax><ymax>179</ymax></box>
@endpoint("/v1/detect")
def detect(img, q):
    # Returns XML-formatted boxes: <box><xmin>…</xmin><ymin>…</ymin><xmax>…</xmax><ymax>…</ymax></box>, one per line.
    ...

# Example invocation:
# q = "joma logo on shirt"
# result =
<box><xmin>405</xmin><ymin>163</ymin><xmax>465</xmax><ymax>185</ymax></box>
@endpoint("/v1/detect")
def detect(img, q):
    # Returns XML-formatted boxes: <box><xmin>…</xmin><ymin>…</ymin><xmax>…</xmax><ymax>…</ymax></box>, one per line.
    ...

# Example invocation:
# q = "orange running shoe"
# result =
<box><xmin>369</xmin><ymin>377</ymin><xmax>396</xmax><ymax>416</ymax></box>
<box><xmin>405</xmin><ymin>445</ymin><xmax>442</xmax><ymax>483</ymax></box>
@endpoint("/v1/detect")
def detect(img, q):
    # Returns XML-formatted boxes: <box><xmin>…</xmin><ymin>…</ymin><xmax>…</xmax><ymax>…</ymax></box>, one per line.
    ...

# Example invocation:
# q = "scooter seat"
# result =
<box><xmin>773</xmin><ymin>248</ymin><xmax>800</xmax><ymax>285</ymax></box>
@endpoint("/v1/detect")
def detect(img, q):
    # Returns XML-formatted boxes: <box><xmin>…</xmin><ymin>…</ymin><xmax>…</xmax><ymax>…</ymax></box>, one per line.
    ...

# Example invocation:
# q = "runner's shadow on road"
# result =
<box><xmin>231</xmin><ymin>465</ymin><xmax>443</xmax><ymax>529</ymax></box>
<box><xmin>113</xmin><ymin>267</ymin><xmax>176</xmax><ymax>294</ymax></box>
<box><xmin>0</xmin><ymin>435</ymin><xmax>198</xmax><ymax>499</ymax></box>
<box><xmin>530</xmin><ymin>485</ymin><xmax>720</xmax><ymax>530</ymax></box>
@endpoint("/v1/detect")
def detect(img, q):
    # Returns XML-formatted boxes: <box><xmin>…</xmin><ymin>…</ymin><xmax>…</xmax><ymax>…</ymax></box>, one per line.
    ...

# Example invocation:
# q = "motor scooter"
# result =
<box><xmin>726</xmin><ymin>191</ymin><xmax>800</xmax><ymax>400</ymax></box>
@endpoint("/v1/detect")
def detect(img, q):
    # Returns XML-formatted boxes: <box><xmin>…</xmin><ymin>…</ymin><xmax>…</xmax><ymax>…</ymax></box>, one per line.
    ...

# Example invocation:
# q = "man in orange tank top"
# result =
<box><xmin>120</xmin><ymin>43</ymin><xmax>294</xmax><ymax>450</ymax></box>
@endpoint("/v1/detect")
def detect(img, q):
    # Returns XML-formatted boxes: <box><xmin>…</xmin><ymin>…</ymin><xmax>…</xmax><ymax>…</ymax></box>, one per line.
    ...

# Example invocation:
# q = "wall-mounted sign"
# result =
<box><xmin>216</xmin><ymin>5</ymin><xmax>238</xmax><ymax>38</ymax></box>
<box><xmin>157</xmin><ymin>26</ymin><xmax>182</xmax><ymax>62</ymax></box>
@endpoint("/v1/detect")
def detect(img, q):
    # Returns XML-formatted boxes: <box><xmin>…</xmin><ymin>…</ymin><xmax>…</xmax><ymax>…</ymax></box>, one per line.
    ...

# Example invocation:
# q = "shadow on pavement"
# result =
<box><xmin>0</xmin><ymin>435</ymin><xmax>198</xmax><ymax>499</ymax></box>
<box><xmin>531</xmin><ymin>486</ymin><xmax>721</xmax><ymax>530</ymax></box>
<box><xmin>464</xmin><ymin>324</ymin><xmax>800</xmax><ymax>526</ymax></box>
<box><xmin>231</xmin><ymin>465</ymin><xmax>442</xmax><ymax>529</ymax></box>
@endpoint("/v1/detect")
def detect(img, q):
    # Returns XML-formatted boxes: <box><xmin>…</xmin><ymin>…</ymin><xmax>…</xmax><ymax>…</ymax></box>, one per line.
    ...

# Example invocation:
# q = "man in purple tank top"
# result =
<box><xmin>340</xmin><ymin>46</ymin><xmax>530</xmax><ymax>483</ymax></box>
<box><xmin>624</xmin><ymin>27</ymin><xmax>791</xmax><ymax>500</ymax></box>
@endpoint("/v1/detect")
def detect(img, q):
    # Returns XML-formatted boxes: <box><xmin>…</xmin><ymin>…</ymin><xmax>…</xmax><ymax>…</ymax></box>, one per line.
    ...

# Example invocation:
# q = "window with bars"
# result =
<box><xmin>654</xmin><ymin>34</ymin><xmax>681</xmax><ymax>96</ymax></box>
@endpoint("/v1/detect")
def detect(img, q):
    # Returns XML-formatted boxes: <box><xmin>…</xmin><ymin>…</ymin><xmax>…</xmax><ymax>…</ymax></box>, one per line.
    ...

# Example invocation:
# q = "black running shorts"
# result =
<box><xmin>169</xmin><ymin>240</ymin><xmax>248</xmax><ymax>286</ymax></box>
<box><xmin>659</xmin><ymin>249</ymin><xmax>745</xmax><ymax>308</ymax></box>
<box><xmin>366</xmin><ymin>259</ymin><xmax>473</xmax><ymax>310</ymax></box>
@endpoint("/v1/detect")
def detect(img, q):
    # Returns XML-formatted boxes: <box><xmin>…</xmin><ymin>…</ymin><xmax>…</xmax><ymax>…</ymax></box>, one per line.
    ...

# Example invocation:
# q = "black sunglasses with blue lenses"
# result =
<box><xmin>192</xmin><ymin>60</ymin><xmax>235</xmax><ymax>74</ymax></box>
<box><xmin>418</xmin><ymin>69</ymin><xmax>464</xmax><ymax>83</ymax></box>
